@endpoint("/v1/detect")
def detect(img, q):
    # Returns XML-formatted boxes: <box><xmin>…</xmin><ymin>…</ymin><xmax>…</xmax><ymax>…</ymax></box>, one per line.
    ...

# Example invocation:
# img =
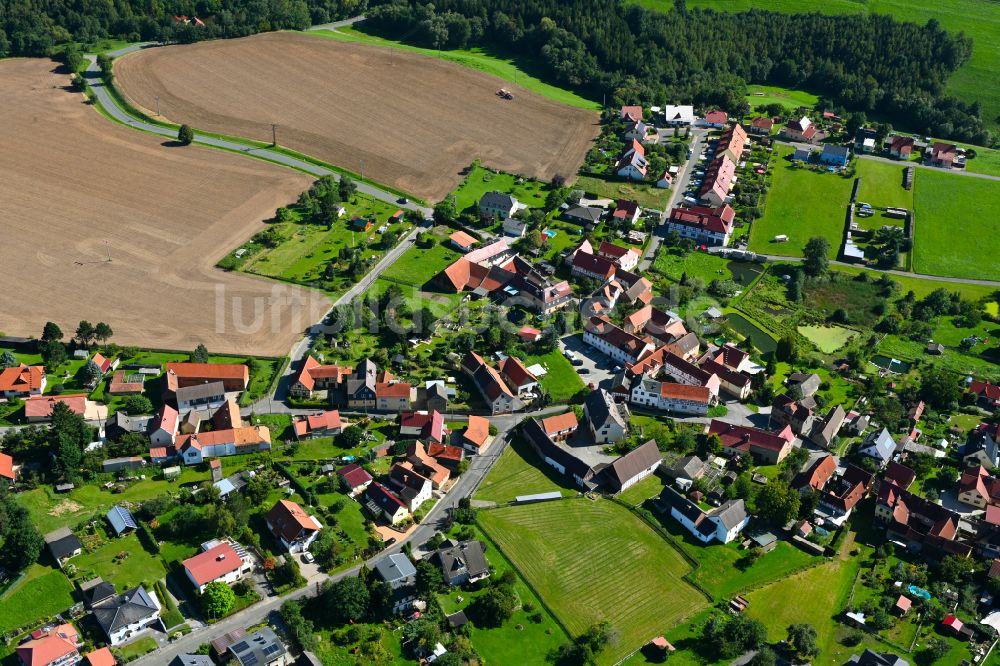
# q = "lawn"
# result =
<box><xmin>617</xmin><ymin>473</ymin><xmax>668</xmax><ymax>506</ymax></box>
<box><xmin>854</xmin><ymin>159</ymin><xmax>914</xmax><ymax>209</ymax></box>
<box><xmin>309</xmin><ymin>26</ymin><xmax>601</xmax><ymax>111</ymax></box>
<box><xmin>653</xmin><ymin>249</ymin><xmax>764</xmax><ymax>286</ymax></box>
<box><xmin>0</xmin><ymin>564</ymin><xmax>76</xmax><ymax>635</ymax></box>
<box><xmin>745</xmin><ymin>84</ymin><xmax>819</xmax><ymax>110</ymax></box>
<box><xmin>574</xmin><ymin>175</ymin><xmax>671</xmax><ymax>209</ymax></box>
<box><xmin>913</xmin><ymin>168</ymin><xmax>1000</xmax><ymax>279</ymax></box>
<box><xmin>632</xmin><ymin>0</ymin><xmax>1000</xmax><ymax>136</ymax></box>
<box><xmin>478</xmin><ymin>499</ymin><xmax>709</xmax><ymax>664</ymax></box>
<box><xmin>797</xmin><ymin>324</ymin><xmax>859</xmax><ymax>353</ymax></box>
<box><xmin>748</xmin><ymin>145</ymin><xmax>852</xmax><ymax>257</ymax></box>
<box><xmin>71</xmin><ymin>533</ymin><xmax>166</xmax><ymax>590</ymax></box>
<box><xmin>829</xmin><ymin>264</ymin><xmax>998</xmax><ymax>302</ymax></box>
<box><xmin>452</xmin><ymin>163</ymin><xmax>550</xmax><ymax>212</ymax></box>
<box><xmin>438</xmin><ymin>524</ymin><xmax>568</xmax><ymax>666</ymax></box>
<box><xmin>379</xmin><ymin>234</ymin><xmax>463</xmax><ymax>288</ymax></box>
<box><xmin>117</xmin><ymin>636</ymin><xmax>158</xmax><ymax>660</ymax></box>
<box><xmin>473</xmin><ymin>437</ymin><xmax>578</xmax><ymax>504</ymax></box>
<box><xmin>521</xmin><ymin>350</ymin><xmax>585</xmax><ymax>403</ymax></box>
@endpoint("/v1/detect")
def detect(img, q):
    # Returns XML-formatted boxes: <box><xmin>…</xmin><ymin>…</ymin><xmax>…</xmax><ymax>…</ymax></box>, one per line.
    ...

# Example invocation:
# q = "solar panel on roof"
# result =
<box><xmin>241</xmin><ymin>655</ymin><xmax>258</xmax><ymax>666</ymax></box>
<box><xmin>261</xmin><ymin>644</ymin><xmax>280</xmax><ymax>656</ymax></box>
<box><xmin>230</xmin><ymin>641</ymin><xmax>250</xmax><ymax>653</ymax></box>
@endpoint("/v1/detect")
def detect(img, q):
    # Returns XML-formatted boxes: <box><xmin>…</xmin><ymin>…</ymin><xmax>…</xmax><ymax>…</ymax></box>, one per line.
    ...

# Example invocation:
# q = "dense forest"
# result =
<box><xmin>0</xmin><ymin>0</ymin><xmax>365</xmax><ymax>56</ymax></box>
<box><xmin>364</xmin><ymin>0</ymin><xmax>991</xmax><ymax>145</ymax></box>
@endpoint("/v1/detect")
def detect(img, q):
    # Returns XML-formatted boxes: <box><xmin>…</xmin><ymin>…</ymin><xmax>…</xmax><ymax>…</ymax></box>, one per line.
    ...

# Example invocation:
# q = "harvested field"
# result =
<box><xmin>113</xmin><ymin>32</ymin><xmax>600</xmax><ymax>201</ymax></box>
<box><xmin>0</xmin><ymin>59</ymin><xmax>326</xmax><ymax>355</ymax></box>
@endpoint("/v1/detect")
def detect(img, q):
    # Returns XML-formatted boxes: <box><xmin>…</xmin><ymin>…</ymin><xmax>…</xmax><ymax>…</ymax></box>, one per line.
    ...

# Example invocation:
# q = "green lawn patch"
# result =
<box><xmin>913</xmin><ymin>168</ymin><xmax>1000</xmax><ymax>279</ymax></box>
<box><xmin>653</xmin><ymin>250</ymin><xmax>763</xmax><ymax>286</ymax></box>
<box><xmin>617</xmin><ymin>474</ymin><xmax>667</xmax><ymax>506</ymax></box>
<box><xmin>797</xmin><ymin>324</ymin><xmax>859</xmax><ymax>353</ymax></box>
<box><xmin>521</xmin><ymin>350</ymin><xmax>585</xmax><ymax>403</ymax></box>
<box><xmin>71</xmin><ymin>533</ymin><xmax>166</xmax><ymax>590</ymax></box>
<box><xmin>453</xmin><ymin>163</ymin><xmax>550</xmax><ymax>212</ymax></box>
<box><xmin>308</xmin><ymin>26</ymin><xmax>601</xmax><ymax>111</ymax></box>
<box><xmin>745</xmin><ymin>84</ymin><xmax>819</xmax><ymax>109</ymax></box>
<box><xmin>0</xmin><ymin>565</ymin><xmax>75</xmax><ymax>635</ymax></box>
<box><xmin>473</xmin><ymin>437</ymin><xmax>577</xmax><ymax>504</ymax></box>
<box><xmin>116</xmin><ymin>636</ymin><xmax>157</xmax><ymax>660</ymax></box>
<box><xmin>478</xmin><ymin>499</ymin><xmax>709</xmax><ymax>664</ymax></box>
<box><xmin>574</xmin><ymin>175</ymin><xmax>671</xmax><ymax>209</ymax></box>
<box><xmin>855</xmin><ymin>159</ymin><xmax>914</xmax><ymax>209</ymax></box>
<box><xmin>379</xmin><ymin>235</ymin><xmax>462</xmax><ymax>288</ymax></box>
<box><xmin>748</xmin><ymin>145</ymin><xmax>852</xmax><ymax>257</ymax></box>
<box><xmin>829</xmin><ymin>264</ymin><xmax>997</xmax><ymax>302</ymax></box>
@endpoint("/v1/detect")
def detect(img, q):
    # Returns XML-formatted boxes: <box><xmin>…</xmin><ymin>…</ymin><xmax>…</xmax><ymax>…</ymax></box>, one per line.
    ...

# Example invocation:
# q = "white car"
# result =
<box><xmin>301</xmin><ymin>552</ymin><xmax>315</xmax><ymax>564</ymax></box>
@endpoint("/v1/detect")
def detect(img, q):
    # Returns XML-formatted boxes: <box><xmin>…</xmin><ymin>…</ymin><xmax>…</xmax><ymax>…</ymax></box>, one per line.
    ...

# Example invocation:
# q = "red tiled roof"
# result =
<box><xmin>0</xmin><ymin>364</ymin><xmax>45</xmax><ymax>393</ymax></box>
<box><xmin>464</xmin><ymin>415</ymin><xmax>491</xmax><ymax>448</ymax></box>
<box><xmin>621</xmin><ymin>105</ymin><xmax>643</xmax><ymax>122</ymax></box>
<box><xmin>499</xmin><ymin>356</ymin><xmax>537</xmax><ymax>388</ymax></box>
<box><xmin>0</xmin><ymin>452</ymin><xmax>14</xmax><ymax>481</ymax></box>
<box><xmin>337</xmin><ymin>463</ymin><xmax>373</xmax><ymax>489</ymax></box>
<box><xmin>166</xmin><ymin>362</ymin><xmax>248</xmax><ymax>382</ymax></box>
<box><xmin>85</xmin><ymin>647</ymin><xmax>117</xmax><ymax>666</ymax></box>
<box><xmin>267</xmin><ymin>499</ymin><xmax>321</xmax><ymax>544</ymax></box>
<box><xmin>177</xmin><ymin>425</ymin><xmax>270</xmax><ymax>452</ymax></box>
<box><xmin>970</xmin><ymin>380</ymin><xmax>1000</xmax><ymax>401</ymax></box>
<box><xmin>17</xmin><ymin>633</ymin><xmax>77</xmax><ymax>666</ymax></box>
<box><xmin>750</xmin><ymin>116</ymin><xmax>774</xmax><ymax>130</ymax></box>
<box><xmin>109</xmin><ymin>370</ymin><xmax>144</xmax><ymax>394</ymax></box>
<box><xmin>659</xmin><ymin>382</ymin><xmax>711</xmax><ymax>402</ymax></box>
<box><xmin>426</xmin><ymin>441</ymin><xmax>464</xmax><ymax>462</ymax></box>
<box><xmin>541</xmin><ymin>411</ymin><xmax>579</xmax><ymax>435</ymax></box>
<box><xmin>294</xmin><ymin>410</ymin><xmax>342</xmax><ymax>437</ymax></box>
<box><xmin>24</xmin><ymin>394</ymin><xmax>86</xmax><ymax>419</ymax></box>
<box><xmin>376</xmin><ymin>382</ymin><xmax>413</xmax><ymax>399</ymax></box>
<box><xmin>450</xmin><ymin>231</ymin><xmax>478</xmax><ymax>248</ymax></box>
<box><xmin>572</xmin><ymin>251</ymin><xmax>617</xmax><ymax>278</ymax></box>
<box><xmin>668</xmin><ymin>204</ymin><xmax>735</xmax><ymax>235</ymax></box>
<box><xmin>183</xmin><ymin>542</ymin><xmax>243</xmax><ymax>586</ymax></box>
<box><xmin>708</xmin><ymin>420</ymin><xmax>793</xmax><ymax>453</ymax></box>
<box><xmin>704</xmin><ymin>109</ymin><xmax>728</xmax><ymax>124</ymax></box>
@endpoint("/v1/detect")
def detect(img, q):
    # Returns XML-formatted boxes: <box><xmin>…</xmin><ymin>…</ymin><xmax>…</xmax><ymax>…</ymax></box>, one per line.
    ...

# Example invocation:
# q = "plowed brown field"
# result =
<box><xmin>0</xmin><ymin>59</ymin><xmax>327</xmax><ymax>356</ymax></box>
<box><xmin>113</xmin><ymin>32</ymin><xmax>600</xmax><ymax>201</ymax></box>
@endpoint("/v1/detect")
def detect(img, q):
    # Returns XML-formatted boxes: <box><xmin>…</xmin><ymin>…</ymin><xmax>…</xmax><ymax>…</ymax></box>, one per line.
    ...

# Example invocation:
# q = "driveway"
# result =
<box><xmin>559</xmin><ymin>334</ymin><xmax>617</xmax><ymax>389</ymax></box>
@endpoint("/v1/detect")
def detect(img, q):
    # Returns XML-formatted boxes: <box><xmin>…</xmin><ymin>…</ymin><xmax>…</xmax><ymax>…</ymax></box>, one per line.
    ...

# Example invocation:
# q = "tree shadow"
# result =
<box><xmin>161</xmin><ymin>140</ymin><xmax>187</xmax><ymax>148</ymax></box>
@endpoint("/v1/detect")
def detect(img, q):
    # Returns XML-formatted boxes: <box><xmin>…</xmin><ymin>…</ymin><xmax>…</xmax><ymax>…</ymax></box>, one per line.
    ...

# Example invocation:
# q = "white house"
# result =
<box><xmin>583</xmin><ymin>318</ymin><xmax>655</xmax><ymax>366</ymax></box>
<box><xmin>630</xmin><ymin>377</ymin><xmax>711</xmax><ymax>416</ymax></box>
<box><xmin>149</xmin><ymin>405</ymin><xmax>179</xmax><ymax>447</ymax></box>
<box><xmin>584</xmin><ymin>389</ymin><xmax>630</xmax><ymax>445</ymax></box>
<box><xmin>93</xmin><ymin>586</ymin><xmax>161</xmax><ymax>645</ymax></box>
<box><xmin>502</xmin><ymin>216</ymin><xmax>528</xmax><ymax>238</ymax></box>
<box><xmin>661</xmin><ymin>487</ymin><xmax>749</xmax><ymax>544</ymax></box>
<box><xmin>663</xmin><ymin>104</ymin><xmax>696</xmax><ymax>126</ymax></box>
<box><xmin>265</xmin><ymin>499</ymin><xmax>323</xmax><ymax>554</ymax></box>
<box><xmin>178</xmin><ymin>426</ymin><xmax>271</xmax><ymax>464</ymax></box>
<box><xmin>479</xmin><ymin>191</ymin><xmax>519</xmax><ymax>221</ymax></box>
<box><xmin>666</xmin><ymin>204</ymin><xmax>735</xmax><ymax>247</ymax></box>
<box><xmin>182</xmin><ymin>540</ymin><xmax>253</xmax><ymax>593</ymax></box>
<box><xmin>388</xmin><ymin>463</ymin><xmax>433</xmax><ymax>512</ymax></box>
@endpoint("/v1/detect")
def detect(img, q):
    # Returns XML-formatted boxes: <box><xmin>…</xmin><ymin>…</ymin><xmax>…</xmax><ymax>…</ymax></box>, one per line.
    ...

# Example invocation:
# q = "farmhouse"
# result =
<box><xmin>707</xmin><ymin>420</ymin><xmax>794</xmax><ymax>464</ymax></box>
<box><xmin>929</xmin><ymin>142</ymin><xmax>957</xmax><ymax>168</ymax></box>
<box><xmin>782</xmin><ymin>116</ymin><xmax>817</xmax><ymax>142</ymax></box>
<box><xmin>479</xmin><ymin>191</ymin><xmax>519</xmax><ymax>221</ymax></box>
<box><xmin>666</xmin><ymin>204</ymin><xmax>735</xmax><ymax>246</ymax></box>
<box><xmin>584</xmin><ymin>388</ymin><xmax>630</xmax><ymax>444</ymax></box>
<box><xmin>620</xmin><ymin>105</ymin><xmax>643</xmax><ymax>123</ymax></box>
<box><xmin>629</xmin><ymin>377</ymin><xmax>711</xmax><ymax>416</ymax></box>
<box><xmin>293</xmin><ymin>410</ymin><xmax>342</xmax><ymax>439</ymax></box>
<box><xmin>522</xmin><ymin>417</ymin><xmax>598</xmax><ymax>489</ymax></box>
<box><xmin>820</xmin><ymin>144</ymin><xmax>850</xmax><ymax>167</ymax></box>
<box><xmin>289</xmin><ymin>356</ymin><xmax>352</xmax><ymax>398</ymax></box>
<box><xmin>540</xmin><ymin>411</ymin><xmax>579</xmax><ymax>441</ymax></box>
<box><xmin>177</xmin><ymin>425</ymin><xmax>271</xmax><ymax>464</ymax></box>
<box><xmin>498</xmin><ymin>356</ymin><xmax>538</xmax><ymax>396</ymax></box>
<box><xmin>175</xmin><ymin>381</ymin><xmax>227</xmax><ymax>412</ymax></box>
<box><xmin>24</xmin><ymin>394</ymin><xmax>92</xmax><ymax>423</ymax></box>
<box><xmin>182</xmin><ymin>540</ymin><xmax>253</xmax><ymax>593</ymax></box>
<box><xmin>749</xmin><ymin>117</ymin><xmax>773</xmax><ymax>135</ymax></box>
<box><xmin>571</xmin><ymin>251</ymin><xmax>617</xmax><ymax>282</ymax></box>
<box><xmin>430</xmin><ymin>540</ymin><xmax>490</xmax><ymax>586</ymax></box>
<box><xmin>662</xmin><ymin>104</ymin><xmax>696</xmax><ymax>126</ymax></box>
<box><xmin>92</xmin><ymin>586</ymin><xmax>161</xmax><ymax>646</ymax></box>
<box><xmin>655</xmin><ymin>350</ymin><xmax>721</xmax><ymax>398</ymax></box>
<box><xmin>0</xmin><ymin>363</ymin><xmax>45</xmax><ymax>397</ymax></box>
<box><xmin>888</xmin><ymin>135</ymin><xmax>915</xmax><ymax>159</ymax></box>
<box><xmin>659</xmin><ymin>486</ymin><xmax>749</xmax><ymax>544</ymax></box>
<box><xmin>462</xmin><ymin>415</ymin><xmax>493</xmax><ymax>453</ymax></box>
<box><xmin>583</xmin><ymin>317</ymin><xmax>655</xmax><ymax>365</ymax></box>
<box><xmin>699</xmin><ymin>360</ymin><xmax>751</xmax><ymax>400</ymax></box>
<box><xmin>461</xmin><ymin>352</ymin><xmax>520</xmax><ymax>415</ymax></box>
<box><xmin>404</xmin><ymin>442</ymin><xmax>451</xmax><ymax>487</ymax></box>
<box><xmin>365</xmin><ymin>482</ymin><xmax>409</xmax><ymax>524</ymax></box>
<box><xmin>165</xmin><ymin>362</ymin><xmax>248</xmax><ymax>392</ymax></box>
<box><xmin>600</xmin><ymin>439</ymin><xmax>662</xmax><ymax>493</ymax></box>
<box><xmin>876</xmin><ymin>481</ymin><xmax>971</xmax><ymax>557</ymax></box>
<box><xmin>793</xmin><ymin>454</ymin><xmax>837</xmax><ymax>492</ymax></box>
<box><xmin>597</xmin><ymin>241</ymin><xmax>641</xmax><ymax>271</ymax></box>
<box><xmin>266</xmin><ymin>499</ymin><xmax>323</xmax><ymax>553</ymax></box>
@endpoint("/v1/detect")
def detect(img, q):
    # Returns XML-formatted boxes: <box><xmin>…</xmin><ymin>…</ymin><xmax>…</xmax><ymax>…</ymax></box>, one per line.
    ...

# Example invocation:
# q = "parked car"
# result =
<box><xmin>385</xmin><ymin>537</ymin><xmax>397</xmax><ymax>547</ymax></box>
<box><xmin>301</xmin><ymin>552</ymin><xmax>315</xmax><ymax>564</ymax></box>
<box><xmin>397</xmin><ymin>197</ymin><xmax>409</xmax><ymax>204</ymax></box>
<box><xmin>578</xmin><ymin>368</ymin><xmax>590</xmax><ymax>374</ymax></box>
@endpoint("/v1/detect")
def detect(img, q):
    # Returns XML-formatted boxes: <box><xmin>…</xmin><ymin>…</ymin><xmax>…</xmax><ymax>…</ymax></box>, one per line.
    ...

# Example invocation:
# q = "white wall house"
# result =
<box><xmin>629</xmin><ymin>378</ymin><xmax>710</xmax><ymax>416</ymax></box>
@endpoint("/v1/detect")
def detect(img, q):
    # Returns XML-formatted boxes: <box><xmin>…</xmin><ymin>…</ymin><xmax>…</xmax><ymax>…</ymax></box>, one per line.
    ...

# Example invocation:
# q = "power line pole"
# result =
<box><xmin>271</xmin><ymin>123</ymin><xmax>279</xmax><ymax>147</ymax></box>
<box><xmin>154</xmin><ymin>96</ymin><xmax>160</xmax><ymax>116</ymax></box>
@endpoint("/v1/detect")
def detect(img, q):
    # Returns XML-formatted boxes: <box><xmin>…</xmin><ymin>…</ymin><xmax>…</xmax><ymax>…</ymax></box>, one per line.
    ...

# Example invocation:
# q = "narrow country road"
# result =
<box><xmin>307</xmin><ymin>15</ymin><xmax>367</xmax><ymax>31</ymax></box>
<box><xmin>752</xmin><ymin>255</ymin><xmax>1000</xmax><ymax>288</ymax></box>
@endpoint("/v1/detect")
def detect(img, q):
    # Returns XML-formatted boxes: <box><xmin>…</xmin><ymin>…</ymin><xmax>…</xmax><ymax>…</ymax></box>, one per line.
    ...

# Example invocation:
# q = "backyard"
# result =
<box><xmin>379</xmin><ymin>231</ymin><xmax>463</xmax><ymax>288</ymax></box>
<box><xmin>70</xmin><ymin>532</ymin><xmax>167</xmax><ymax>590</ymax></box>
<box><xmin>521</xmin><ymin>350</ymin><xmax>585</xmax><ymax>403</ymax></box>
<box><xmin>748</xmin><ymin>145</ymin><xmax>852</xmax><ymax>257</ymax></box>
<box><xmin>474</xmin><ymin>437</ymin><xmax>577</xmax><ymax>504</ymax></box>
<box><xmin>478</xmin><ymin>498</ymin><xmax>709</xmax><ymax>663</ymax></box>
<box><xmin>574</xmin><ymin>175</ymin><xmax>671</xmax><ymax>209</ymax></box>
<box><xmin>0</xmin><ymin>564</ymin><xmax>76</xmax><ymax>636</ymax></box>
<box><xmin>452</xmin><ymin>163</ymin><xmax>550</xmax><ymax>213</ymax></box>
<box><xmin>854</xmin><ymin>159</ymin><xmax>914</xmax><ymax>210</ymax></box>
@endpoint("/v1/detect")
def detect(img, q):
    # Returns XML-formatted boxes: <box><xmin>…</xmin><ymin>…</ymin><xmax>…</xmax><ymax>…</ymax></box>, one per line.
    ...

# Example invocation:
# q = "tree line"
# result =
<box><xmin>0</xmin><ymin>0</ymin><xmax>366</xmax><ymax>58</ymax></box>
<box><xmin>364</xmin><ymin>0</ymin><xmax>991</xmax><ymax>145</ymax></box>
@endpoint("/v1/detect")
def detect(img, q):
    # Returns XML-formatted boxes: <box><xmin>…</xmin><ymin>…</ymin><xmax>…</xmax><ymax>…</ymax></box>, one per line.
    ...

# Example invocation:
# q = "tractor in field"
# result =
<box><xmin>496</xmin><ymin>88</ymin><xmax>513</xmax><ymax>100</ymax></box>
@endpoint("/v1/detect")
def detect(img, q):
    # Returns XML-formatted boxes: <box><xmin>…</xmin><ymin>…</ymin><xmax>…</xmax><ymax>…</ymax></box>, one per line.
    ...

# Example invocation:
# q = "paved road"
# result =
<box><xmin>84</xmin><ymin>51</ymin><xmax>432</xmax><ymax>219</ymax></box>
<box><xmin>307</xmin><ymin>15</ymin><xmax>366</xmax><ymax>31</ymax></box>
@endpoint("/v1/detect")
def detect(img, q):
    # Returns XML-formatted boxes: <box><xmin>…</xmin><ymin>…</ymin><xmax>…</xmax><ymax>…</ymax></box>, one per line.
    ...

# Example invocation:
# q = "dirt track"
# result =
<box><xmin>113</xmin><ymin>32</ymin><xmax>600</xmax><ymax>201</ymax></box>
<box><xmin>0</xmin><ymin>59</ymin><xmax>328</xmax><ymax>356</ymax></box>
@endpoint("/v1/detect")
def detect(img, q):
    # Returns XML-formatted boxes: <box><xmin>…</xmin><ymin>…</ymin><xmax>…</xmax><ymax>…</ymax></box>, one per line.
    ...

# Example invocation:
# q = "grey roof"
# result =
<box><xmin>230</xmin><ymin>627</ymin><xmax>287</xmax><ymax>666</ymax></box>
<box><xmin>45</xmin><ymin>528</ymin><xmax>82</xmax><ymax>560</ymax></box>
<box><xmin>788</xmin><ymin>372</ymin><xmax>821</xmax><ymax>396</ymax></box>
<box><xmin>710</xmin><ymin>499</ymin><xmax>748</xmax><ymax>531</ymax></box>
<box><xmin>106</xmin><ymin>505</ymin><xmax>138</xmax><ymax>535</ymax></box>
<box><xmin>347</xmin><ymin>358</ymin><xmax>377</xmax><ymax>396</ymax></box>
<box><xmin>82</xmin><ymin>579</ymin><xmax>117</xmax><ymax>607</ymax></box>
<box><xmin>522</xmin><ymin>418</ymin><xmax>596</xmax><ymax>484</ymax></box>
<box><xmin>175</xmin><ymin>380</ymin><xmax>226</xmax><ymax>402</ymax></box>
<box><xmin>603</xmin><ymin>440</ymin><xmax>661</xmax><ymax>491</ymax></box>
<box><xmin>809</xmin><ymin>404</ymin><xmax>846</xmax><ymax>447</ymax></box>
<box><xmin>584</xmin><ymin>389</ymin><xmax>627</xmax><ymax>431</ymax></box>
<box><xmin>822</xmin><ymin>144</ymin><xmax>850</xmax><ymax>157</ymax></box>
<box><xmin>169</xmin><ymin>655</ymin><xmax>214</xmax><ymax>666</ymax></box>
<box><xmin>446</xmin><ymin>610</ymin><xmax>469</xmax><ymax>628</ymax></box>
<box><xmin>373</xmin><ymin>553</ymin><xmax>416</xmax><ymax>584</ymax></box>
<box><xmin>564</xmin><ymin>205</ymin><xmax>604</xmax><ymax>223</ymax></box>
<box><xmin>658</xmin><ymin>486</ymin><xmax>704</xmax><ymax>525</ymax></box>
<box><xmin>862</xmin><ymin>427</ymin><xmax>897</xmax><ymax>462</ymax></box>
<box><xmin>432</xmin><ymin>540</ymin><xmax>489</xmax><ymax>581</ymax></box>
<box><xmin>848</xmin><ymin>650</ymin><xmax>910</xmax><ymax>666</ymax></box>
<box><xmin>480</xmin><ymin>191</ymin><xmax>517</xmax><ymax>211</ymax></box>
<box><xmin>93</xmin><ymin>586</ymin><xmax>159</xmax><ymax>636</ymax></box>
<box><xmin>671</xmin><ymin>455</ymin><xmax>705</xmax><ymax>479</ymax></box>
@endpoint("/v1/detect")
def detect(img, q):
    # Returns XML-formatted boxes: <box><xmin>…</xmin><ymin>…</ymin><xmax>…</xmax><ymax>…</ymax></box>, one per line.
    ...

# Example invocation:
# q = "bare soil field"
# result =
<box><xmin>113</xmin><ymin>32</ymin><xmax>600</xmax><ymax>201</ymax></box>
<box><xmin>0</xmin><ymin>59</ymin><xmax>327</xmax><ymax>356</ymax></box>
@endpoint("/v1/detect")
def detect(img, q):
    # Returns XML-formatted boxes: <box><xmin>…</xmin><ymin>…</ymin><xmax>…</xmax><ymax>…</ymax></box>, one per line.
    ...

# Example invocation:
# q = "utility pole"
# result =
<box><xmin>154</xmin><ymin>96</ymin><xmax>160</xmax><ymax>116</ymax></box>
<box><xmin>271</xmin><ymin>123</ymin><xmax>279</xmax><ymax>147</ymax></box>
<box><xmin>360</xmin><ymin>158</ymin><xmax>365</xmax><ymax>181</ymax></box>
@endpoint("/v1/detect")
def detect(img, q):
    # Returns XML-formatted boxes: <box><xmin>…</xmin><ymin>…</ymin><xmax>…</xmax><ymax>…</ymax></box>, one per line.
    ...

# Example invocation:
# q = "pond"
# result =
<box><xmin>727</xmin><ymin>260</ymin><xmax>764</xmax><ymax>286</ymax></box>
<box><xmin>725</xmin><ymin>312</ymin><xmax>777</xmax><ymax>355</ymax></box>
